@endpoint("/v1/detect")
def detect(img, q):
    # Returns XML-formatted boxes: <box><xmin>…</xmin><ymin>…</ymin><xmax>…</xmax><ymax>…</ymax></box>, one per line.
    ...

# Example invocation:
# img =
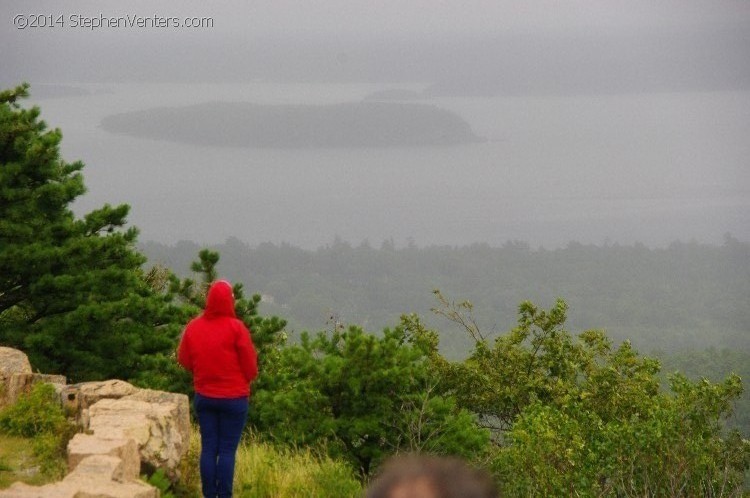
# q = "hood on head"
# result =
<box><xmin>203</xmin><ymin>280</ymin><xmax>237</xmax><ymax>318</ymax></box>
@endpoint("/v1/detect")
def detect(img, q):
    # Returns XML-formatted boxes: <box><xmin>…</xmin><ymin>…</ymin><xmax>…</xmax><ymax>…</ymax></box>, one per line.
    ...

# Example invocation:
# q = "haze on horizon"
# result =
<box><xmin>4</xmin><ymin>0</ymin><xmax>750</xmax><ymax>89</ymax></box>
<box><xmin>2</xmin><ymin>0</ymin><xmax>749</xmax><ymax>249</ymax></box>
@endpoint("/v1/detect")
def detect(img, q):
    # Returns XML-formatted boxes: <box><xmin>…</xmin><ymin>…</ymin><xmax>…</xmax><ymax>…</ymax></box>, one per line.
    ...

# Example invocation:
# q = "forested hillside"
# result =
<box><xmin>140</xmin><ymin>236</ymin><xmax>750</xmax><ymax>356</ymax></box>
<box><xmin>141</xmin><ymin>237</ymin><xmax>750</xmax><ymax>437</ymax></box>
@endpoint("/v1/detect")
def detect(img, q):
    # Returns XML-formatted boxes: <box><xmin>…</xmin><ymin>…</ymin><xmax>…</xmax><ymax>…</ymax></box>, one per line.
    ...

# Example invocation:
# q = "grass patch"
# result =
<box><xmin>0</xmin><ymin>434</ymin><xmax>56</xmax><ymax>489</ymax></box>
<box><xmin>233</xmin><ymin>438</ymin><xmax>362</xmax><ymax>498</ymax></box>
<box><xmin>0</xmin><ymin>383</ymin><xmax>75</xmax><ymax>485</ymax></box>
<box><xmin>172</xmin><ymin>426</ymin><xmax>202</xmax><ymax>498</ymax></box>
<box><xmin>175</xmin><ymin>426</ymin><xmax>362</xmax><ymax>498</ymax></box>
<box><xmin>234</xmin><ymin>438</ymin><xmax>362</xmax><ymax>498</ymax></box>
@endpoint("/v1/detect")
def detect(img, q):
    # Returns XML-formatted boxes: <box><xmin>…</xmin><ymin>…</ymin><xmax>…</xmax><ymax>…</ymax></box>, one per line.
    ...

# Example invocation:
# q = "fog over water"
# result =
<box><xmin>3</xmin><ymin>0</ymin><xmax>749</xmax><ymax>248</ymax></box>
<box><xmin>25</xmin><ymin>84</ymin><xmax>750</xmax><ymax>249</ymax></box>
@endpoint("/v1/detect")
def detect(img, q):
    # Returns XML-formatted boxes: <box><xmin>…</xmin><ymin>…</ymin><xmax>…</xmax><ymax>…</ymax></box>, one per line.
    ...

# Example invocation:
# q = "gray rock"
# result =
<box><xmin>67</xmin><ymin>434</ymin><xmax>140</xmax><ymax>481</ymax></box>
<box><xmin>0</xmin><ymin>347</ymin><xmax>66</xmax><ymax>408</ymax></box>
<box><xmin>0</xmin><ymin>347</ymin><xmax>32</xmax><ymax>376</ymax></box>
<box><xmin>0</xmin><ymin>455</ymin><xmax>157</xmax><ymax>498</ymax></box>
<box><xmin>86</xmin><ymin>396</ymin><xmax>188</xmax><ymax>480</ymax></box>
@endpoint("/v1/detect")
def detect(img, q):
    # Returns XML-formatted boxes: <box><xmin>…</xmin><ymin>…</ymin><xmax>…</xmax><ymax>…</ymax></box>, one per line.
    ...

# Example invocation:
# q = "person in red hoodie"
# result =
<box><xmin>178</xmin><ymin>280</ymin><xmax>258</xmax><ymax>498</ymax></box>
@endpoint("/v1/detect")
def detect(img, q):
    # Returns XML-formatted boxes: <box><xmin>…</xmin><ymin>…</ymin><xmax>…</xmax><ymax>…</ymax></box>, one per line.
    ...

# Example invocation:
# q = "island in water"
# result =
<box><xmin>100</xmin><ymin>101</ymin><xmax>483</xmax><ymax>149</ymax></box>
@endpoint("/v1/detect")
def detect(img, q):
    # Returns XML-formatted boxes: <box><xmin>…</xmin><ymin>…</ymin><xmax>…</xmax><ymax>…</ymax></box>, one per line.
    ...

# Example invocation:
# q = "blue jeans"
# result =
<box><xmin>194</xmin><ymin>393</ymin><xmax>249</xmax><ymax>498</ymax></box>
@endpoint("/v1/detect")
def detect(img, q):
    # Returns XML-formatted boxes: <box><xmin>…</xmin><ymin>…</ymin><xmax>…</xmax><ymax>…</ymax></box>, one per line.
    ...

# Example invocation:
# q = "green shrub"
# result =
<box><xmin>0</xmin><ymin>383</ymin><xmax>67</xmax><ymax>437</ymax></box>
<box><xmin>32</xmin><ymin>434</ymin><xmax>68</xmax><ymax>479</ymax></box>
<box><xmin>144</xmin><ymin>468</ymin><xmax>176</xmax><ymax>498</ymax></box>
<box><xmin>0</xmin><ymin>383</ymin><xmax>75</xmax><ymax>480</ymax></box>
<box><xmin>172</xmin><ymin>425</ymin><xmax>202</xmax><ymax>497</ymax></box>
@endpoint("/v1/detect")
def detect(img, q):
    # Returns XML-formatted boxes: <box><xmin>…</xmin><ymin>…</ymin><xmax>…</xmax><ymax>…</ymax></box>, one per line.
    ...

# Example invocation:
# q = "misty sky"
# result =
<box><xmin>3</xmin><ymin>0</ymin><xmax>750</xmax><ymax>88</ymax></box>
<box><xmin>4</xmin><ymin>0</ymin><xmax>749</xmax><ymax>36</ymax></box>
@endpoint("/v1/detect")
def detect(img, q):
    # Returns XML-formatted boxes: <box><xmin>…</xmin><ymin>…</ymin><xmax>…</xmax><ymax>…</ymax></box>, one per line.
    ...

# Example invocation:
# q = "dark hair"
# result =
<box><xmin>365</xmin><ymin>454</ymin><xmax>498</xmax><ymax>498</ymax></box>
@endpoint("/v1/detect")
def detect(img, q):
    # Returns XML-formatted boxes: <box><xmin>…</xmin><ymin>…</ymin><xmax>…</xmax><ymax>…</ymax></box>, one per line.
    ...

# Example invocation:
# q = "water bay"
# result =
<box><xmin>30</xmin><ymin>82</ymin><xmax>750</xmax><ymax>248</ymax></box>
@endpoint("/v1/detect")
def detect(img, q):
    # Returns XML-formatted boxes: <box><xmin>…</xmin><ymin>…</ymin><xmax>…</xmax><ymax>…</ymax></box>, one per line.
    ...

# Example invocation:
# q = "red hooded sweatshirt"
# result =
<box><xmin>178</xmin><ymin>280</ymin><xmax>258</xmax><ymax>398</ymax></box>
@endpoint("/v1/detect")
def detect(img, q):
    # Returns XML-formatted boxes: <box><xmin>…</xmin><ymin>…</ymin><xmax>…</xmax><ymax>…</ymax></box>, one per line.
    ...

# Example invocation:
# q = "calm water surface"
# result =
<box><xmin>34</xmin><ymin>82</ymin><xmax>750</xmax><ymax>248</ymax></box>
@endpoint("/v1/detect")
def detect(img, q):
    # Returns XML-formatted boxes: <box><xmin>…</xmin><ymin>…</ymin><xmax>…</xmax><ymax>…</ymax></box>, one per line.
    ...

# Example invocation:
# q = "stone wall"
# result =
<box><xmin>0</xmin><ymin>347</ymin><xmax>191</xmax><ymax>498</ymax></box>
